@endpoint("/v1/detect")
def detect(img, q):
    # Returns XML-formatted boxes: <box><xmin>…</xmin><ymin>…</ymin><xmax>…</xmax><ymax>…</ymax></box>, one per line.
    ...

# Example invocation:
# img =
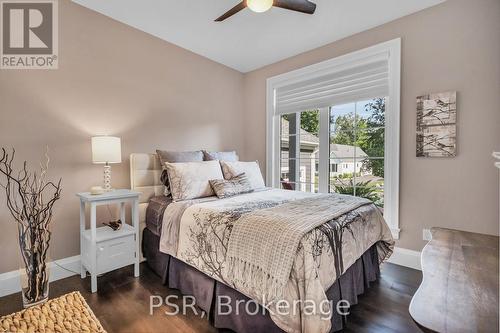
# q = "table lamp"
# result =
<box><xmin>91</xmin><ymin>136</ymin><xmax>121</xmax><ymax>191</ymax></box>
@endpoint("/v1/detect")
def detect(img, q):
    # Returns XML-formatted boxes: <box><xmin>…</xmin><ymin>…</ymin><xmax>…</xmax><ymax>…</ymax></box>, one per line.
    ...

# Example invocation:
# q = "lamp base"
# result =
<box><xmin>103</xmin><ymin>164</ymin><xmax>112</xmax><ymax>191</ymax></box>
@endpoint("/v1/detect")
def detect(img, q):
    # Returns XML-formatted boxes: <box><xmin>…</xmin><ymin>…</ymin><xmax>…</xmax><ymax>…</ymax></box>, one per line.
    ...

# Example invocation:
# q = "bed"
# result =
<box><xmin>130</xmin><ymin>153</ymin><xmax>394</xmax><ymax>333</ymax></box>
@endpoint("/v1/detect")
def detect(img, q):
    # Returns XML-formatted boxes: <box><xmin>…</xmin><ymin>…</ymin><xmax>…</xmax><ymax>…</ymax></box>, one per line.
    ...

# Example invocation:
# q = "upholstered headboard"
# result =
<box><xmin>129</xmin><ymin>153</ymin><xmax>163</xmax><ymax>229</ymax></box>
<box><xmin>130</xmin><ymin>153</ymin><xmax>163</xmax><ymax>261</ymax></box>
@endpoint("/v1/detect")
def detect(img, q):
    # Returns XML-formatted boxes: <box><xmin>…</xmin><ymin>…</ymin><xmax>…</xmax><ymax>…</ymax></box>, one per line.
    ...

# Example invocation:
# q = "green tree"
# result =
<box><xmin>330</xmin><ymin>113</ymin><xmax>368</xmax><ymax>145</ymax></box>
<box><xmin>329</xmin><ymin>98</ymin><xmax>385</xmax><ymax>178</ymax></box>
<box><xmin>362</xmin><ymin>98</ymin><xmax>385</xmax><ymax>177</ymax></box>
<box><xmin>284</xmin><ymin>110</ymin><xmax>320</xmax><ymax>135</ymax></box>
<box><xmin>300</xmin><ymin>110</ymin><xmax>320</xmax><ymax>135</ymax></box>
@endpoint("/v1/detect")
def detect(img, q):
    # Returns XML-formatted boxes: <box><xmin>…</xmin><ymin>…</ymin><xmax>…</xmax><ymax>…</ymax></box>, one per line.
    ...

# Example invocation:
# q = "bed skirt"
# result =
<box><xmin>142</xmin><ymin>227</ymin><xmax>380</xmax><ymax>332</ymax></box>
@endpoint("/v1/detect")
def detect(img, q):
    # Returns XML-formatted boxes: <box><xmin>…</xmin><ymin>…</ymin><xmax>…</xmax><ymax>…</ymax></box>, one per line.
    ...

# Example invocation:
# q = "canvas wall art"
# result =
<box><xmin>416</xmin><ymin>91</ymin><xmax>457</xmax><ymax>157</ymax></box>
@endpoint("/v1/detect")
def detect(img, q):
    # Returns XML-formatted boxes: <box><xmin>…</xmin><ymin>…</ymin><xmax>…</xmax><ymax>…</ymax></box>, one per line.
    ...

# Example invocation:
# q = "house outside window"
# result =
<box><xmin>279</xmin><ymin>98</ymin><xmax>386</xmax><ymax>208</ymax></box>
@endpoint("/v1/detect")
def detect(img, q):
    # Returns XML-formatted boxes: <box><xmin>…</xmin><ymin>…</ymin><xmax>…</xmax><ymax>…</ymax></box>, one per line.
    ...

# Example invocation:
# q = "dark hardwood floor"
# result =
<box><xmin>0</xmin><ymin>262</ymin><xmax>422</xmax><ymax>333</ymax></box>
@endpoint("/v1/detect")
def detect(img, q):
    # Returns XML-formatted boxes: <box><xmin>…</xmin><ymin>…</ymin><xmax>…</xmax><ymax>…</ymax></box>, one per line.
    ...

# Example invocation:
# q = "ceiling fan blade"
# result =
<box><xmin>273</xmin><ymin>0</ymin><xmax>316</xmax><ymax>14</ymax></box>
<box><xmin>215</xmin><ymin>1</ymin><xmax>247</xmax><ymax>22</ymax></box>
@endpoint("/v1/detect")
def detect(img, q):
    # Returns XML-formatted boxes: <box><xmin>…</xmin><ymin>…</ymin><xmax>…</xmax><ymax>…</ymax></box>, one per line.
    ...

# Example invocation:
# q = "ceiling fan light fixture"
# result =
<box><xmin>247</xmin><ymin>0</ymin><xmax>273</xmax><ymax>13</ymax></box>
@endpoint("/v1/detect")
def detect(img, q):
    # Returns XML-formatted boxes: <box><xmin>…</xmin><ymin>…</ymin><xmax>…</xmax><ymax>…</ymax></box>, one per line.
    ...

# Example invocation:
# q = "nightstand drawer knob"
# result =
<box><xmin>99</xmin><ymin>246</ymin><xmax>104</xmax><ymax>252</ymax></box>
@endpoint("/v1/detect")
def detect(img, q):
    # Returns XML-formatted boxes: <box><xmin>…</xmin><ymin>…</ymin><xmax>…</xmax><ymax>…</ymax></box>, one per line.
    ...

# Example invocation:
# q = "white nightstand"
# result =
<box><xmin>76</xmin><ymin>189</ymin><xmax>141</xmax><ymax>293</ymax></box>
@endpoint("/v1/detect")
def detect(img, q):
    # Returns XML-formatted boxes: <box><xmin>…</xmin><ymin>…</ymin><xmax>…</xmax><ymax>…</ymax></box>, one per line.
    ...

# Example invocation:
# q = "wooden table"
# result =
<box><xmin>409</xmin><ymin>228</ymin><xmax>499</xmax><ymax>333</ymax></box>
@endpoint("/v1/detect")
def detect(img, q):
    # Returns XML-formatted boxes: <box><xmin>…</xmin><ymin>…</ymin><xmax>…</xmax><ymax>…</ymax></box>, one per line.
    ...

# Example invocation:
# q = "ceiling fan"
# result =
<box><xmin>215</xmin><ymin>0</ymin><xmax>317</xmax><ymax>22</ymax></box>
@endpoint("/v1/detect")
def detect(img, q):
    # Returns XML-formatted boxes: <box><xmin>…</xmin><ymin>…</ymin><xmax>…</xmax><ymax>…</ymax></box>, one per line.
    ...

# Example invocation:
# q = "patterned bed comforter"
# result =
<box><xmin>159</xmin><ymin>188</ymin><xmax>394</xmax><ymax>333</ymax></box>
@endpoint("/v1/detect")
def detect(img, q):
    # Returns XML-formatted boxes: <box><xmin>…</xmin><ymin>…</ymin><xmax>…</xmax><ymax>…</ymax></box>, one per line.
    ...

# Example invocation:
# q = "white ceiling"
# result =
<box><xmin>72</xmin><ymin>0</ymin><xmax>445</xmax><ymax>73</ymax></box>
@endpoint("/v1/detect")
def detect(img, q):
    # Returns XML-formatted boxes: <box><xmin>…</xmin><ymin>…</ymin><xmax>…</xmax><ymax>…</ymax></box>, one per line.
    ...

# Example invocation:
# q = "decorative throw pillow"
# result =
<box><xmin>220</xmin><ymin>161</ymin><xmax>266</xmax><ymax>190</ymax></box>
<box><xmin>156</xmin><ymin>150</ymin><xmax>204</xmax><ymax>196</ymax></box>
<box><xmin>209</xmin><ymin>173</ymin><xmax>253</xmax><ymax>199</ymax></box>
<box><xmin>165</xmin><ymin>160</ymin><xmax>223</xmax><ymax>201</ymax></box>
<box><xmin>202</xmin><ymin>150</ymin><xmax>239</xmax><ymax>162</ymax></box>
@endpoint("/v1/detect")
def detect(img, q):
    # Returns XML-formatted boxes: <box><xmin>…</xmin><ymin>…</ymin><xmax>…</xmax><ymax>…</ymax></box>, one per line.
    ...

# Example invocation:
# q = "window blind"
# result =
<box><xmin>275</xmin><ymin>59</ymin><xmax>389</xmax><ymax>115</ymax></box>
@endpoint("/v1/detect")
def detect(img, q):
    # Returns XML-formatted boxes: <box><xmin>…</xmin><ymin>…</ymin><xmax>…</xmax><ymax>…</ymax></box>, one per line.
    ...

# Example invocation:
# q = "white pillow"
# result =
<box><xmin>165</xmin><ymin>160</ymin><xmax>223</xmax><ymax>201</ymax></box>
<box><xmin>220</xmin><ymin>161</ymin><xmax>265</xmax><ymax>190</ymax></box>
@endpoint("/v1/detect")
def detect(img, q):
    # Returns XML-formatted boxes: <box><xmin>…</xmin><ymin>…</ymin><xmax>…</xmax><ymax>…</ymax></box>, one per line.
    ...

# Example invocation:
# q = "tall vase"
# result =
<box><xmin>17</xmin><ymin>224</ymin><xmax>51</xmax><ymax>308</ymax></box>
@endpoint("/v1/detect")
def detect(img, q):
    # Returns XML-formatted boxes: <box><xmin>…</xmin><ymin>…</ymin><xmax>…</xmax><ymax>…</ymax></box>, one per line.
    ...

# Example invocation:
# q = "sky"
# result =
<box><xmin>331</xmin><ymin>99</ymin><xmax>374</xmax><ymax>119</ymax></box>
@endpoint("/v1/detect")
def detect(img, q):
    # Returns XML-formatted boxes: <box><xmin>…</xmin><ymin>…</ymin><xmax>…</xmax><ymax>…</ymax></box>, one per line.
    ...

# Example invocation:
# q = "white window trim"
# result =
<box><xmin>266</xmin><ymin>38</ymin><xmax>401</xmax><ymax>239</ymax></box>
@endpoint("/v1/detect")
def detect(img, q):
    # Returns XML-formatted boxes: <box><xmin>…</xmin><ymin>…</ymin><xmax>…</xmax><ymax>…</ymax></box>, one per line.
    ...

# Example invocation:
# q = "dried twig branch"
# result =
<box><xmin>0</xmin><ymin>147</ymin><xmax>62</xmax><ymax>304</ymax></box>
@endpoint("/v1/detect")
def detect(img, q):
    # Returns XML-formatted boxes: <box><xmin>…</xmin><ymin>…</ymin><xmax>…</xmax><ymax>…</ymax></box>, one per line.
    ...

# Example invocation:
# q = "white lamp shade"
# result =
<box><xmin>91</xmin><ymin>136</ymin><xmax>122</xmax><ymax>164</ymax></box>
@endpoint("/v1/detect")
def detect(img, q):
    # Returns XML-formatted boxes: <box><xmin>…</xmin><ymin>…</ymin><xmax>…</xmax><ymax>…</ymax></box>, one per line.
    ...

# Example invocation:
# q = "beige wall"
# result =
<box><xmin>0</xmin><ymin>1</ymin><xmax>245</xmax><ymax>272</ymax></box>
<box><xmin>1</xmin><ymin>0</ymin><xmax>499</xmax><ymax>274</ymax></box>
<box><xmin>242</xmin><ymin>0</ymin><xmax>500</xmax><ymax>251</ymax></box>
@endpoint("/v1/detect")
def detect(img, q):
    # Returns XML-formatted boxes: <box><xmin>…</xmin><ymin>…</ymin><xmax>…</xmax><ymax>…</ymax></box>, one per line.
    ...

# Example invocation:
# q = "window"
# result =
<box><xmin>330</xmin><ymin>99</ymin><xmax>385</xmax><ymax>208</ymax></box>
<box><xmin>280</xmin><ymin>110</ymin><xmax>320</xmax><ymax>193</ymax></box>
<box><xmin>267</xmin><ymin>39</ymin><xmax>400</xmax><ymax>238</ymax></box>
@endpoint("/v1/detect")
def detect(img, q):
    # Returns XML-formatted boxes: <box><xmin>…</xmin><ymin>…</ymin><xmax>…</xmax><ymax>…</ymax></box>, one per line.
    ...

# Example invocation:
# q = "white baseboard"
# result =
<box><xmin>0</xmin><ymin>255</ymin><xmax>81</xmax><ymax>298</ymax></box>
<box><xmin>387</xmin><ymin>247</ymin><xmax>422</xmax><ymax>270</ymax></box>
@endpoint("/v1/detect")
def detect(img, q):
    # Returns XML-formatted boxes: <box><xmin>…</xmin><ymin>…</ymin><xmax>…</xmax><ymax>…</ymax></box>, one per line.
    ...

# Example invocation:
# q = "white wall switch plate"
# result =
<box><xmin>423</xmin><ymin>228</ymin><xmax>432</xmax><ymax>241</ymax></box>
